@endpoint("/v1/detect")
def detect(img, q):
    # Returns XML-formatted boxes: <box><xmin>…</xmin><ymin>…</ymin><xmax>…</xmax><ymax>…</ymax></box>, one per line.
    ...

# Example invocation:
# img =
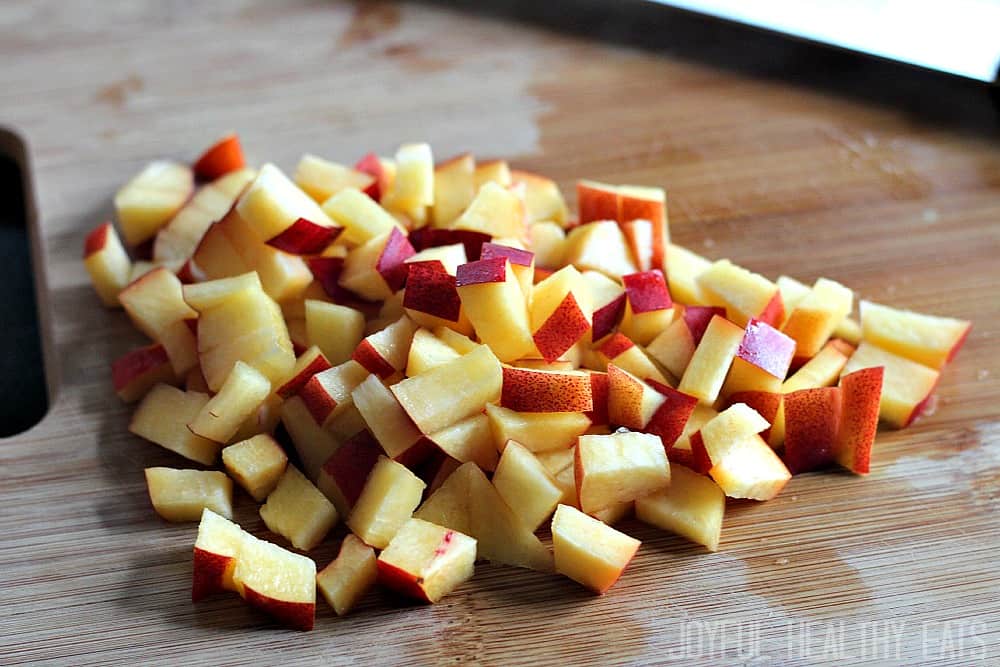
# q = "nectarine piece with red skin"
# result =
<box><xmin>266</xmin><ymin>217</ymin><xmax>342</xmax><ymax>255</ymax></box>
<box><xmin>596</xmin><ymin>332</ymin><xmax>669</xmax><ymax>385</ymax></box>
<box><xmin>83</xmin><ymin>222</ymin><xmax>132</xmax><ymax>307</ymax></box>
<box><xmin>112</xmin><ymin>343</ymin><xmax>176</xmax><ymax>403</ymax></box>
<box><xmin>721</xmin><ymin>318</ymin><xmax>796</xmax><ymax>398</ymax></box>
<box><xmin>644</xmin><ymin>378</ymin><xmax>699</xmax><ymax>449</ymax></box>
<box><xmin>577</xmin><ymin>180</ymin><xmax>619</xmax><ymax>224</ymax></box>
<box><xmin>834</xmin><ymin>366</ymin><xmax>884</xmax><ymax>474</ymax></box>
<box><xmin>377</xmin><ymin>518</ymin><xmax>476</xmax><ymax>604</ymax></box>
<box><xmin>582</xmin><ymin>270</ymin><xmax>626</xmax><ymax>342</ymax></box>
<box><xmin>586</xmin><ymin>371</ymin><xmax>610</xmax><ymax>426</ymax></box>
<box><xmin>275</xmin><ymin>346</ymin><xmax>332</xmax><ymax>398</ymax></box>
<box><xmin>192</xmin><ymin>509</ymin><xmax>244</xmax><ymax>602</ymax></box>
<box><xmin>530</xmin><ymin>265</ymin><xmax>593</xmax><ymax>362</ymax></box>
<box><xmin>620</xmin><ymin>269</ymin><xmax>674</xmax><ymax>346</ymax></box>
<box><xmin>403</xmin><ymin>260</ymin><xmax>467</xmax><ymax>330</ymax></box>
<box><xmin>782</xmin><ymin>386</ymin><xmax>843</xmax><ymax>474</ymax></box>
<box><xmin>607</xmin><ymin>364</ymin><xmax>666</xmax><ymax>431</ymax></box>
<box><xmin>352</xmin><ymin>314</ymin><xmax>416</xmax><ymax>379</ymax></box>
<box><xmin>354</xmin><ymin>152</ymin><xmax>390</xmax><ymax>201</ymax></box>
<box><xmin>646</xmin><ymin>305</ymin><xmax>725</xmax><ymax>379</ymax></box>
<box><xmin>232</xmin><ymin>530</ymin><xmax>317</xmax><ymax>631</ymax></box>
<box><xmin>500</xmin><ymin>366</ymin><xmax>593</xmax><ymax>413</ymax></box>
<box><xmin>322</xmin><ymin>187</ymin><xmax>403</xmax><ymax>245</ymax></box>
<box><xmin>298</xmin><ymin>359</ymin><xmax>369</xmax><ymax>426</ymax></box>
<box><xmin>481</xmin><ymin>242</ymin><xmax>535</xmax><ymax>299</ymax></box>
<box><xmin>843</xmin><ymin>341</ymin><xmax>938</xmax><ymax>429</ymax></box>
<box><xmin>193</xmin><ymin>134</ymin><xmax>245</xmax><ymax>181</ymax></box>
<box><xmin>316</xmin><ymin>429</ymin><xmax>381</xmax><ymax>518</ymax></box>
<box><xmin>236</xmin><ymin>163</ymin><xmax>336</xmax><ymax>245</ymax></box>
<box><xmin>456</xmin><ymin>257</ymin><xmax>535</xmax><ymax>362</ymax></box>
<box><xmin>725</xmin><ymin>391</ymin><xmax>782</xmax><ymax>442</ymax></box>
<box><xmin>697</xmin><ymin>259</ymin><xmax>784</xmax><ymax>328</ymax></box>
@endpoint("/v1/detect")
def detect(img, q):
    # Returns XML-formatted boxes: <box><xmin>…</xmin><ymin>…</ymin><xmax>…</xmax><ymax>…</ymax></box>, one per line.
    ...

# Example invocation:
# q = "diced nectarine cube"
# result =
<box><xmin>347</xmin><ymin>456</ymin><xmax>426</xmax><ymax>549</ymax></box>
<box><xmin>635</xmin><ymin>464</ymin><xmax>724</xmax><ymax>551</ymax></box>
<box><xmin>221</xmin><ymin>434</ymin><xmax>288</xmax><ymax>501</ymax></box>
<box><xmin>145</xmin><ymin>467</ymin><xmax>233</xmax><ymax>522</ymax></box>
<box><xmin>260</xmin><ymin>465</ymin><xmax>338</xmax><ymax>551</ymax></box>
<box><xmin>317</xmin><ymin>534</ymin><xmax>378</xmax><ymax>616</ymax></box>
<box><xmin>551</xmin><ymin>504</ymin><xmax>640</xmax><ymax>594</ymax></box>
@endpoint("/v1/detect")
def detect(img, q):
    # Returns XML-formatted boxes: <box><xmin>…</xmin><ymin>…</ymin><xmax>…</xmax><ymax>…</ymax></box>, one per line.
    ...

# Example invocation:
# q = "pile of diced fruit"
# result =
<box><xmin>84</xmin><ymin>135</ymin><xmax>971</xmax><ymax>631</ymax></box>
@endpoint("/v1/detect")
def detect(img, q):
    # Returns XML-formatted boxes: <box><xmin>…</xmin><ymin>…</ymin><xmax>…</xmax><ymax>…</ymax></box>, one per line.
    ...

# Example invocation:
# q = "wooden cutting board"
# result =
<box><xmin>2</xmin><ymin>1</ymin><xmax>998</xmax><ymax>664</ymax></box>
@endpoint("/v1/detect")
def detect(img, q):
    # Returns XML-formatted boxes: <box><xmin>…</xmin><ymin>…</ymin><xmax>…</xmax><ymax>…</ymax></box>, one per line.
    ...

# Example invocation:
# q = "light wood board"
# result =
<box><xmin>1</xmin><ymin>1</ymin><xmax>998</xmax><ymax>664</ymax></box>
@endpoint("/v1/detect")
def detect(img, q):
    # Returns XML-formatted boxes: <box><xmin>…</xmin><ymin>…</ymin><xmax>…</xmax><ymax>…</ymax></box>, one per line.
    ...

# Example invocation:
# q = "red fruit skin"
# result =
<box><xmin>111</xmin><ymin>343</ymin><xmax>170</xmax><ymax>393</ymax></box>
<box><xmin>836</xmin><ymin>366</ymin><xmax>884</xmax><ymax>474</ymax></box>
<box><xmin>242</xmin><ymin>586</ymin><xmax>315</xmax><ymax>631</ymax></box>
<box><xmin>376</xmin><ymin>227</ymin><xmax>417</xmax><ymax>292</ymax></box>
<box><xmin>377</xmin><ymin>560</ymin><xmax>432</xmax><ymax>604</ymax></box>
<box><xmin>586</xmin><ymin>372</ymin><xmax>610</xmax><ymax>426</ymax></box>
<box><xmin>622</xmin><ymin>270</ymin><xmax>672</xmax><ymax>314</ymax></box>
<box><xmin>645</xmin><ymin>379</ymin><xmax>698</xmax><ymax>449</ymax></box>
<box><xmin>277</xmin><ymin>354</ymin><xmax>333</xmax><ymax>399</ymax></box>
<box><xmin>403</xmin><ymin>260</ymin><xmax>462</xmax><ymax>322</ymax></box>
<box><xmin>757</xmin><ymin>291</ymin><xmax>785</xmax><ymax>328</ymax></box>
<box><xmin>533</xmin><ymin>293</ymin><xmax>590</xmax><ymax>363</ymax></box>
<box><xmin>683</xmin><ymin>306</ymin><xmax>727</xmax><ymax>345</ymax></box>
<box><xmin>352</xmin><ymin>340</ymin><xmax>397</xmax><ymax>379</ymax></box>
<box><xmin>683</xmin><ymin>431</ymin><xmax>714</xmax><ymax>475</ymax></box>
<box><xmin>193</xmin><ymin>134</ymin><xmax>245</xmax><ymax>181</ymax></box>
<box><xmin>500</xmin><ymin>367</ymin><xmax>593</xmax><ymax>413</ymax></box>
<box><xmin>84</xmin><ymin>222</ymin><xmax>111</xmax><ymax>258</ymax></box>
<box><xmin>299</xmin><ymin>375</ymin><xmax>339</xmax><ymax>425</ymax></box>
<box><xmin>577</xmin><ymin>183</ymin><xmax>618</xmax><ymax>224</ymax></box>
<box><xmin>353</xmin><ymin>153</ymin><xmax>385</xmax><ymax>201</ymax></box>
<box><xmin>191</xmin><ymin>548</ymin><xmax>232</xmax><ymax>602</ymax></box>
<box><xmin>322</xmin><ymin>430</ymin><xmax>382</xmax><ymax>507</ymax></box>
<box><xmin>783</xmin><ymin>387</ymin><xmax>843</xmax><ymax>474</ymax></box>
<box><xmin>738</xmin><ymin>319</ymin><xmax>796</xmax><ymax>379</ymax></box>
<box><xmin>592</xmin><ymin>294</ymin><xmax>626</xmax><ymax>342</ymax></box>
<box><xmin>599</xmin><ymin>333</ymin><xmax>635</xmax><ymax>360</ymax></box>
<box><xmin>307</xmin><ymin>256</ymin><xmax>348</xmax><ymax>300</ymax></box>
<box><xmin>408</xmin><ymin>228</ymin><xmax>491</xmax><ymax>262</ymax></box>
<box><xmin>455</xmin><ymin>257</ymin><xmax>508</xmax><ymax>286</ymax></box>
<box><xmin>480</xmin><ymin>242</ymin><xmax>534</xmax><ymax>267</ymax></box>
<box><xmin>266</xmin><ymin>218</ymin><xmax>341</xmax><ymax>255</ymax></box>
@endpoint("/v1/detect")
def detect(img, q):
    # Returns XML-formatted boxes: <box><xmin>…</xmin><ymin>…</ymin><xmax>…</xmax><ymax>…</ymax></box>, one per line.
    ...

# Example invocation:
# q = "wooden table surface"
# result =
<box><xmin>1</xmin><ymin>1</ymin><xmax>998</xmax><ymax>664</ymax></box>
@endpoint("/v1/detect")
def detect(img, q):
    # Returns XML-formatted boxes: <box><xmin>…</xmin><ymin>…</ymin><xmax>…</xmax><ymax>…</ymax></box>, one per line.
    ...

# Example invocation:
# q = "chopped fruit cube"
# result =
<box><xmin>665</xmin><ymin>244</ymin><xmax>712</xmax><ymax>305</ymax></box>
<box><xmin>511</xmin><ymin>169</ymin><xmax>569</xmax><ymax>225</ymax></box>
<box><xmin>317</xmin><ymin>534</ymin><xmax>378</xmax><ymax>616</ymax></box>
<box><xmin>576</xmin><ymin>180</ymin><xmax>619</xmax><ymax>224</ymax></box>
<box><xmin>582</xmin><ymin>270</ymin><xmax>626</xmax><ymax>342</ymax></box>
<box><xmin>404</xmin><ymin>260</ymin><xmax>471</xmax><ymax>333</ymax></box>
<box><xmin>492</xmin><ymin>441</ymin><xmax>563</xmax><ymax>531</ymax></box>
<box><xmin>130</xmin><ymin>384</ymin><xmax>220</xmax><ymax>465</ymax></box>
<box><xmin>528</xmin><ymin>221</ymin><xmax>568</xmax><ymax>269</ymax></box>
<box><xmin>644</xmin><ymin>379</ymin><xmax>699</xmax><ymax>448</ymax></box>
<box><xmin>834</xmin><ymin>367</ymin><xmax>884</xmax><ymax>474</ymax></box>
<box><xmin>725</xmin><ymin>390</ymin><xmax>782</xmax><ymax>443</ymax></box>
<box><xmin>475</xmin><ymin>159</ymin><xmax>512</xmax><ymax>189</ymax></box>
<box><xmin>392</xmin><ymin>344</ymin><xmax>502</xmax><ymax>434</ymax></box>
<box><xmin>721</xmin><ymin>318</ymin><xmax>796</xmax><ymax>398</ymax></box>
<box><xmin>115</xmin><ymin>161</ymin><xmax>195</xmax><ymax>246</ymax></box>
<box><xmin>782</xmin><ymin>278</ymin><xmax>853</xmax><ymax>363</ymax></box>
<box><xmin>279</xmin><ymin>396</ymin><xmax>340</xmax><ymax>481</ymax></box>
<box><xmin>351</xmin><ymin>373</ymin><xmax>433</xmax><ymax>467</ymax></box>
<box><xmin>678</xmin><ymin>315</ymin><xmax>744</xmax><ymax>405</ymax></box>
<box><xmin>782</xmin><ymin>339</ymin><xmax>851</xmax><ymax>393</ymax></box>
<box><xmin>406</xmin><ymin>327</ymin><xmax>462</xmax><ymax>376</ymax></box>
<box><xmin>276</xmin><ymin>346</ymin><xmax>332</xmax><ymax>399</ymax></box>
<box><xmin>635</xmin><ymin>464</ymin><xmax>725</xmax><ymax>551</ymax></box>
<box><xmin>145</xmin><ymin>468</ymin><xmax>233</xmax><ymax>522</ymax></box>
<box><xmin>83</xmin><ymin>222</ymin><xmax>132</xmax><ymax>307</ymax></box>
<box><xmin>833</xmin><ymin>316</ymin><xmax>863</xmax><ymax>346</ymax></box>
<box><xmin>340</xmin><ymin>227</ymin><xmax>416</xmax><ymax>300</ymax></box>
<box><xmin>188</xmin><ymin>361</ymin><xmax>271</xmax><ymax>444</ymax></box>
<box><xmin>382</xmin><ymin>142</ymin><xmax>434</xmax><ymax>221</ymax></box>
<box><xmin>530</xmin><ymin>265</ymin><xmax>592</xmax><ymax>362</ymax></box>
<box><xmin>500</xmin><ymin>367</ymin><xmax>593</xmax><ymax>413</ymax></box>
<box><xmin>596</xmin><ymin>332</ymin><xmax>669</xmax><ymax>385</ymax></box>
<box><xmin>298</xmin><ymin>359</ymin><xmax>369</xmax><ymax>426</ymax></box>
<box><xmin>316</xmin><ymin>430</ymin><xmax>381</xmax><ymax>517</ymax></box>
<box><xmin>697</xmin><ymin>259</ymin><xmax>783</xmax><ymax>327</ymax></box>
<box><xmin>235</xmin><ymin>163</ymin><xmax>335</xmax><ymax>243</ymax></box>
<box><xmin>607</xmin><ymin>364</ymin><xmax>666</xmax><ymax>431</ymax></box>
<box><xmin>192</xmin><ymin>509</ymin><xmax>244</xmax><ymax>601</ymax></box>
<box><xmin>619</xmin><ymin>270</ymin><xmax>674</xmax><ymax>346</ymax></box>
<box><xmin>351</xmin><ymin>314</ymin><xmax>416</xmax><ymax>379</ymax></box>
<box><xmin>378</xmin><ymin>518</ymin><xmax>476</xmax><ymax>604</ymax></box>
<box><xmin>563</xmin><ymin>221</ymin><xmax>638</xmax><ymax>279</ymax></box>
<box><xmin>431</xmin><ymin>153</ymin><xmax>475</xmax><ymax>226</ymax></box>
<box><xmin>782</xmin><ymin>387</ymin><xmax>843</xmax><ymax>474</ymax></box>
<box><xmin>405</xmin><ymin>242</ymin><xmax>468</xmax><ymax>276</ymax></box>
<box><xmin>112</xmin><ymin>343</ymin><xmax>176</xmax><ymax>403</ymax></box>
<box><xmin>193</xmin><ymin>134</ymin><xmax>245</xmax><ymax>181</ymax></box>
<box><xmin>293</xmin><ymin>154</ymin><xmax>373</xmax><ymax>203</ymax></box>
<box><xmin>485</xmin><ymin>403</ymin><xmax>591</xmax><ymax>453</ymax></box>
<box><xmin>859</xmin><ymin>300</ymin><xmax>971</xmax><ymax>370</ymax></box>
<box><xmin>708</xmin><ymin>432</ymin><xmax>791</xmax><ymax>501</ymax></box>
<box><xmin>347</xmin><ymin>456</ymin><xmax>426</xmax><ymax>549</ymax></box>
<box><xmin>429</xmin><ymin>413</ymin><xmax>498</xmax><ymax>472</ymax></box>
<box><xmin>481</xmin><ymin>242</ymin><xmax>535</xmax><ymax>299</ymax></box>
<box><xmin>221</xmin><ymin>434</ymin><xmax>288</xmax><ymax>501</ymax></box>
<box><xmin>450</xmin><ymin>181</ymin><xmax>525</xmax><ymax>240</ymax></box>
<box><xmin>260</xmin><ymin>465</ymin><xmax>338</xmax><ymax>551</ymax></box>
<box><xmin>232</xmin><ymin>530</ymin><xmax>317</xmax><ymax>631</ymax></box>
<box><xmin>646</xmin><ymin>306</ymin><xmax>724</xmax><ymax>379</ymax></box>
<box><xmin>551</xmin><ymin>504</ymin><xmax>640</xmax><ymax>594</ymax></box>
<box><xmin>575</xmin><ymin>431</ymin><xmax>670</xmax><ymax>513</ymax></box>
<box><xmin>843</xmin><ymin>341</ymin><xmax>939</xmax><ymax>428</ymax></box>
<box><xmin>456</xmin><ymin>257</ymin><xmax>535</xmax><ymax>362</ymax></box>
<box><xmin>322</xmin><ymin>187</ymin><xmax>403</xmax><ymax>245</ymax></box>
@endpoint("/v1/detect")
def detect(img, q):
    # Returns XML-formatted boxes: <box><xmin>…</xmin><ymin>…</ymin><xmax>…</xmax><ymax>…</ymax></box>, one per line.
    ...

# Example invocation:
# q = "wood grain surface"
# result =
<box><xmin>1</xmin><ymin>1</ymin><xmax>998</xmax><ymax>664</ymax></box>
